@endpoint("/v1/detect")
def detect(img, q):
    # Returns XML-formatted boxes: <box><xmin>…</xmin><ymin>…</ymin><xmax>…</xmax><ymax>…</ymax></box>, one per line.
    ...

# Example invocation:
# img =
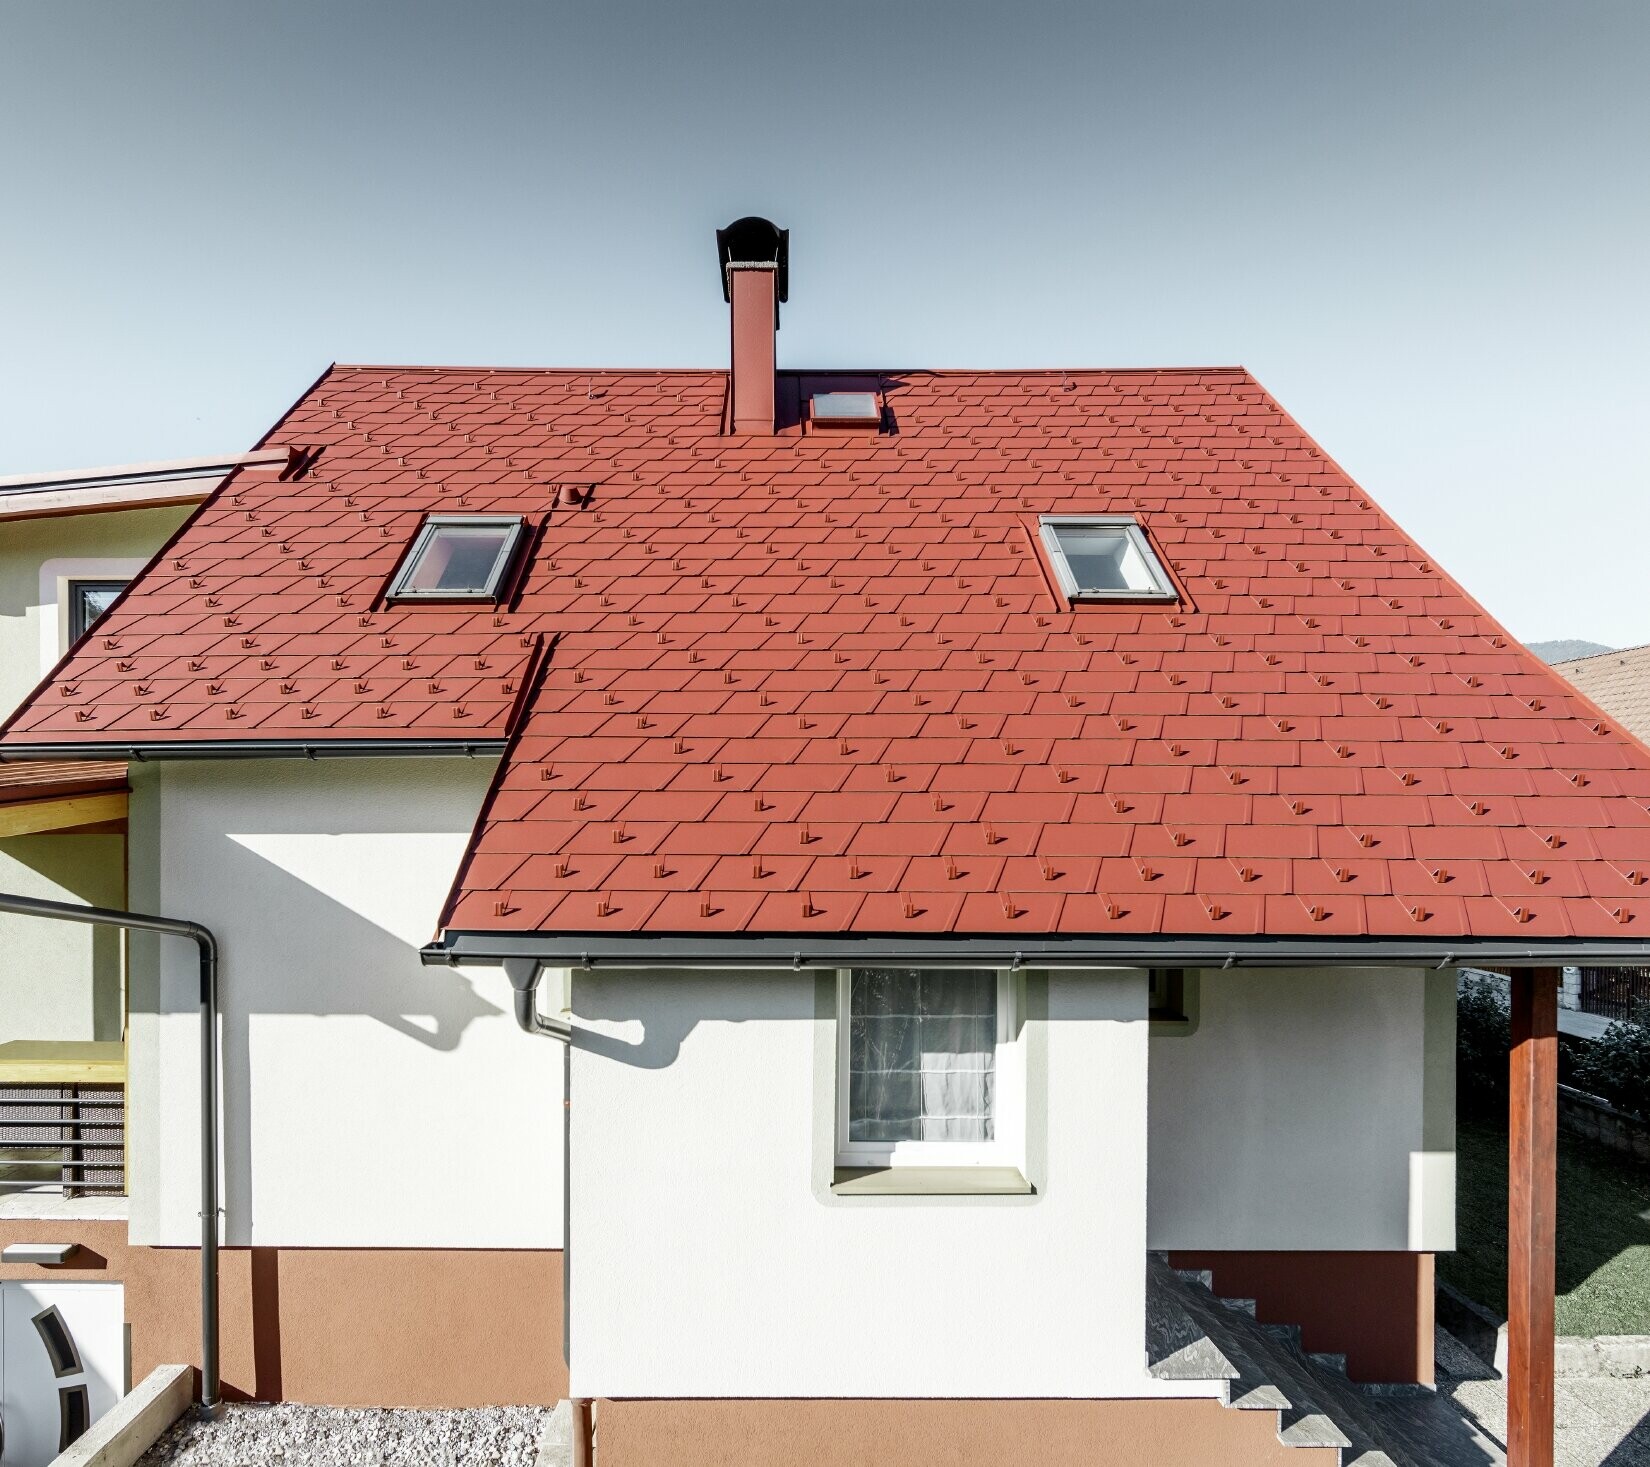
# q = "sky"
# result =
<box><xmin>1</xmin><ymin>1</ymin><xmax>1646</xmax><ymax>648</ymax></box>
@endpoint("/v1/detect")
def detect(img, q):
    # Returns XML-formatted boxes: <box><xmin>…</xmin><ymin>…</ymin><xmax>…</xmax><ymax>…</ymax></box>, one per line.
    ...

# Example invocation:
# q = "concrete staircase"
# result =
<box><xmin>1146</xmin><ymin>1255</ymin><xmax>1504</xmax><ymax>1467</ymax></box>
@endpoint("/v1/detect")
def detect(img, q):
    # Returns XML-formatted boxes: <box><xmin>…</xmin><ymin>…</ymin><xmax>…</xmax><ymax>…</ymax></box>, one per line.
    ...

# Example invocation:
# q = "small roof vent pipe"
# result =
<box><xmin>716</xmin><ymin>216</ymin><xmax>788</xmax><ymax>435</ymax></box>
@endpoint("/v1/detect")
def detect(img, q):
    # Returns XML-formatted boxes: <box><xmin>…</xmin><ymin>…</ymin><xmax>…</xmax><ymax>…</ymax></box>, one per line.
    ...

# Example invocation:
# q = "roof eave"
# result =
<box><xmin>421</xmin><ymin>930</ymin><xmax>1650</xmax><ymax>970</ymax></box>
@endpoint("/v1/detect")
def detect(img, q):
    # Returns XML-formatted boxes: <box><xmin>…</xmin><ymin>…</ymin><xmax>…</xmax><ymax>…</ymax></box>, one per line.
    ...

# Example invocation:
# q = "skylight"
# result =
<box><xmin>1038</xmin><ymin>516</ymin><xmax>1177</xmax><ymax>601</ymax></box>
<box><xmin>387</xmin><ymin>515</ymin><xmax>526</xmax><ymax>602</ymax></box>
<box><xmin>810</xmin><ymin>391</ymin><xmax>881</xmax><ymax>427</ymax></box>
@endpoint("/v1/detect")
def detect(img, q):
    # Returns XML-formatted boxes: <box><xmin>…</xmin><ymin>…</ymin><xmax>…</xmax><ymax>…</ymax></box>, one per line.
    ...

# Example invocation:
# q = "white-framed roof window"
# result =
<box><xmin>836</xmin><ymin>967</ymin><xmax>1024</xmax><ymax>1171</ymax></box>
<box><xmin>810</xmin><ymin>391</ymin><xmax>882</xmax><ymax>427</ymax></box>
<box><xmin>1038</xmin><ymin>515</ymin><xmax>1177</xmax><ymax>601</ymax></box>
<box><xmin>386</xmin><ymin>514</ymin><xmax>526</xmax><ymax>602</ymax></box>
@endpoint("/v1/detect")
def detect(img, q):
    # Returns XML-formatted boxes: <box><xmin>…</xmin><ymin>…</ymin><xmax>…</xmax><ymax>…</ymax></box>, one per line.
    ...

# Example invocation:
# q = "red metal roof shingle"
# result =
<box><xmin>6</xmin><ymin>363</ymin><xmax>1650</xmax><ymax>942</ymax></box>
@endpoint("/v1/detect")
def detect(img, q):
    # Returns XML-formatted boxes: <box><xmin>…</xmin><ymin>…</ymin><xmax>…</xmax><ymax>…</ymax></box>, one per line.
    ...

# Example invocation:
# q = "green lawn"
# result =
<box><xmin>1440</xmin><ymin>1114</ymin><xmax>1650</xmax><ymax>1336</ymax></box>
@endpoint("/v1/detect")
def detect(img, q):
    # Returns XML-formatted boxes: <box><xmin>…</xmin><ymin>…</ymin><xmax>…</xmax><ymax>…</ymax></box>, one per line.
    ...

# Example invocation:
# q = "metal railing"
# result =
<box><xmin>0</xmin><ymin>1083</ymin><xmax>124</xmax><ymax>1196</ymax></box>
<box><xmin>1577</xmin><ymin>966</ymin><xmax>1650</xmax><ymax>1025</ymax></box>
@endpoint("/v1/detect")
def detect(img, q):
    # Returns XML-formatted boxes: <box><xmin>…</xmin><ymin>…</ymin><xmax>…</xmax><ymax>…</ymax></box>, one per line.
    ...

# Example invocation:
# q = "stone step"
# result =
<box><xmin>1147</xmin><ymin>1255</ymin><xmax>1503</xmax><ymax>1466</ymax></box>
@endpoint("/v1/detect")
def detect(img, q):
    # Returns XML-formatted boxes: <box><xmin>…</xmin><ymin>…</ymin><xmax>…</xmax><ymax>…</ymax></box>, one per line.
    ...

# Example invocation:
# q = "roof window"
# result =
<box><xmin>387</xmin><ymin>514</ymin><xmax>526</xmax><ymax>602</ymax></box>
<box><xmin>1038</xmin><ymin>516</ymin><xmax>1177</xmax><ymax>601</ymax></box>
<box><xmin>809</xmin><ymin>391</ymin><xmax>882</xmax><ymax>428</ymax></box>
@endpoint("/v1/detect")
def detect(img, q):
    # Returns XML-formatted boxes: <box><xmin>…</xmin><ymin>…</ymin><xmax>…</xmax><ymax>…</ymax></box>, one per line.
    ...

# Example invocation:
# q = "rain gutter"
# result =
<box><xmin>0</xmin><ymin>892</ymin><xmax>225</xmax><ymax>1417</ymax></box>
<box><xmin>423</xmin><ymin>930</ymin><xmax>1650</xmax><ymax>970</ymax></box>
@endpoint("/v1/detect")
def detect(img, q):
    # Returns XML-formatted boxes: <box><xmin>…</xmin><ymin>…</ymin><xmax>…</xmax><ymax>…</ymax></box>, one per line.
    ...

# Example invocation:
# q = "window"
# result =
<box><xmin>386</xmin><ymin>515</ymin><xmax>526</xmax><ymax>602</ymax></box>
<box><xmin>810</xmin><ymin>391</ymin><xmax>882</xmax><ymax>427</ymax></box>
<box><xmin>67</xmin><ymin>580</ymin><xmax>126</xmax><ymax>641</ymax></box>
<box><xmin>1149</xmin><ymin>967</ymin><xmax>1186</xmax><ymax>1021</ymax></box>
<box><xmin>836</xmin><ymin>968</ymin><xmax>1022</xmax><ymax>1169</ymax></box>
<box><xmin>1148</xmin><ymin>966</ymin><xmax>1200</xmax><ymax>1034</ymax></box>
<box><xmin>1038</xmin><ymin>516</ymin><xmax>1177</xmax><ymax>601</ymax></box>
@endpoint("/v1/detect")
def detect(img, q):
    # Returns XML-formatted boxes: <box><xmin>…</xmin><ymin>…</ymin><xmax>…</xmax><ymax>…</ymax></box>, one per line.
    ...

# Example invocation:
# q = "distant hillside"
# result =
<box><xmin>1527</xmin><ymin>639</ymin><xmax>1615</xmax><ymax>664</ymax></box>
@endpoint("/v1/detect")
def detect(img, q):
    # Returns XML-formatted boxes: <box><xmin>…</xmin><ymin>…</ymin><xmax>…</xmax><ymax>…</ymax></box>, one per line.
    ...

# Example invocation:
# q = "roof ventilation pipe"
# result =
<box><xmin>716</xmin><ymin>216</ymin><xmax>788</xmax><ymax>434</ymax></box>
<box><xmin>504</xmin><ymin>956</ymin><xmax>572</xmax><ymax>1042</ymax></box>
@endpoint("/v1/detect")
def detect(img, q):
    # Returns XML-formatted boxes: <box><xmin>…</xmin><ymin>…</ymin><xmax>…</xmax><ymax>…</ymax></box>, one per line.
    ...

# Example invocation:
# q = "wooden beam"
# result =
<box><xmin>0</xmin><ymin>1039</ymin><xmax>126</xmax><ymax>1085</ymax></box>
<box><xmin>1509</xmin><ymin>967</ymin><xmax>1558</xmax><ymax>1467</ymax></box>
<box><xmin>0</xmin><ymin>791</ymin><xmax>127</xmax><ymax>837</ymax></box>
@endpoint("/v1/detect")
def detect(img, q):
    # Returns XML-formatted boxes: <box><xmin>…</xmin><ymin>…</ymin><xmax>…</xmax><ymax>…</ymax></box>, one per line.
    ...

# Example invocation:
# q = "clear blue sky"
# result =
<box><xmin>2</xmin><ymin>1</ymin><xmax>1645</xmax><ymax>647</ymax></box>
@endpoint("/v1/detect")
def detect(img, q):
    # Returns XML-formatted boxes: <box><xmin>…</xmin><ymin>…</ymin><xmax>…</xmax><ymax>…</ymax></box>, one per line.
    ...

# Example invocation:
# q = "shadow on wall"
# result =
<box><xmin>572</xmin><ymin>975</ymin><xmax>772</xmax><ymax>1070</ymax></box>
<box><xmin>119</xmin><ymin>757</ymin><xmax>527</xmax><ymax>1244</ymax></box>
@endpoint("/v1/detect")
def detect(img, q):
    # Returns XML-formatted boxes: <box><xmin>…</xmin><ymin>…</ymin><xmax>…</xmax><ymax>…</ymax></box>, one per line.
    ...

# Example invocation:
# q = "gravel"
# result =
<box><xmin>137</xmin><ymin>1404</ymin><xmax>553</xmax><ymax>1467</ymax></box>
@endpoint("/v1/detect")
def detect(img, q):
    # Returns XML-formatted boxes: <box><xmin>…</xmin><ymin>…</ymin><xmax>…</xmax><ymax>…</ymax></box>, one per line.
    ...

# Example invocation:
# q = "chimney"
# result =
<box><xmin>716</xmin><ymin>216</ymin><xmax>788</xmax><ymax>434</ymax></box>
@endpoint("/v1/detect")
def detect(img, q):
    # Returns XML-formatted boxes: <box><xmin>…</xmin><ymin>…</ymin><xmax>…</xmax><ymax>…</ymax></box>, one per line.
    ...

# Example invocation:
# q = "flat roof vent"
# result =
<box><xmin>810</xmin><ymin>391</ymin><xmax>882</xmax><ymax>428</ymax></box>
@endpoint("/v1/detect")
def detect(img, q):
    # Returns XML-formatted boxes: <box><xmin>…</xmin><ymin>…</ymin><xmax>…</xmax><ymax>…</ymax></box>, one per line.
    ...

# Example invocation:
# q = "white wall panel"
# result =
<box><xmin>1146</xmin><ymin>967</ymin><xmax>1455</xmax><ymax>1252</ymax></box>
<box><xmin>126</xmin><ymin>758</ymin><xmax>563</xmax><ymax>1249</ymax></box>
<box><xmin>567</xmin><ymin>968</ymin><xmax>1197</xmax><ymax>1400</ymax></box>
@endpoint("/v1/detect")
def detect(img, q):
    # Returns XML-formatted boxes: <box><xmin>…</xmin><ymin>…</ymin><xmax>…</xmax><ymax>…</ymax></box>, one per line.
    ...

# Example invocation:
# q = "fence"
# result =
<box><xmin>1578</xmin><ymin>966</ymin><xmax>1650</xmax><ymax>1024</ymax></box>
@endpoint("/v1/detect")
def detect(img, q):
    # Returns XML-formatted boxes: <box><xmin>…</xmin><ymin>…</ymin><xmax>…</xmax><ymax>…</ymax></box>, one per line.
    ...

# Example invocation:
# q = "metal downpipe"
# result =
<box><xmin>503</xmin><ymin>957</ymin><xmax>572</xmax><ymax>1043</ymax></box>
<box><xmin>0</xmin><ymin>891</ymin><xmax>224</xmax><ymax>1417</ymax></box>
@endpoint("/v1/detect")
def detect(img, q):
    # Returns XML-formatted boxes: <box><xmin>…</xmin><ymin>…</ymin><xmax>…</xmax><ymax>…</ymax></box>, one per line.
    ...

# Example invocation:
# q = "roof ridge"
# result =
<box><xmin>1556</xmin><ymin>642</ymin><xmax>1648</xmax><ymax>666</ymax></box>
<box><xmin>326</xmin><ymin>363</ymin><xmax>1254</xmax><ymax>379</ymax></box>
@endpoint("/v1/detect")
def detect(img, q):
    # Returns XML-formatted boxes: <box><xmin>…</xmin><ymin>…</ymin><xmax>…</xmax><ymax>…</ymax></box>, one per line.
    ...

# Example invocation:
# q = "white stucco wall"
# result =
<box><xmin>125</xmin><ymin>758</ymin><xmax>564</xmax><ymax>1250</ymax></box>
<box><xmin>0</xmin><ymin>834</ymin><xmax>125</xmax><ymax>1045</ymax></box>
<box><xmin>567</xmin><ymin>967</ymin><xmax>1206</xmax><ymax>1401</ymax></box>
<box><xmin>1146</xmin><ymin>967</ymin><xmax>1456</xmax><ymax>1252</ymax></box>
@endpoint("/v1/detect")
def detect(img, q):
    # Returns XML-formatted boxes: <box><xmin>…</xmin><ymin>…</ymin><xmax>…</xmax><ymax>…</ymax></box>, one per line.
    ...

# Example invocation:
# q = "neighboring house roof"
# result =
<box><xmin>3</xmin><ymin>364</ymin><xmax>1649</xmax><ymax>945</ymax></box>
<box><xmin>0</xmin><ymin>452</ymin><xmax>288</xmax><ymax>523</ymax></box>
<box><xmin>1553</xmin><ymin>643</ymin><xmax>1650</xmax><ymax>750</ymax></box>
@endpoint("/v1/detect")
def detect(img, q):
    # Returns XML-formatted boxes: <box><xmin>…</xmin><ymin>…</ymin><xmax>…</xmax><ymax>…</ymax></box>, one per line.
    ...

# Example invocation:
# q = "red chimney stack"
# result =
<box><xmin>716</xmin><ymin>217</ymin><xmax>788</xmax><ymax>435</ymax></box>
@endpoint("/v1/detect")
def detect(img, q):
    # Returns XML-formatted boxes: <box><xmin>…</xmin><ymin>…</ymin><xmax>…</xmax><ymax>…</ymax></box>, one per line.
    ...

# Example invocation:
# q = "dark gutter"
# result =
<box><xmin>0</xmin><ymin>892</ymin><xmax>225</xmax><ymax>1417</ymax></box>
<box><xmin>422</xmin><ymin>930</ymin><xmax>1650</xmax><ymax>970</ymax></box>
<box><xmin>0</xmin><ymin>739</ymin><xmax>507</xmax><ymax>762</ymax></box>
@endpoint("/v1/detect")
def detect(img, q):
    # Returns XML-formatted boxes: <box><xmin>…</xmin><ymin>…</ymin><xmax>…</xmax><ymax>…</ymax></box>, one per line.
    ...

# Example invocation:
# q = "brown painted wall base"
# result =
<box><xmin>1168</xmin><ymin>1250</ymin><xmax>1433</xmax><ymax>1386</ymax></box>
<box><xmin>594</xmin><ymin>1397</ymin><xmax>1336</xmax><ymax>1467</ymax></box>
<box><xmin>0</xmin><ymin>1218</ymin><xmax>565</xmax><ymax>1406</ymax></box>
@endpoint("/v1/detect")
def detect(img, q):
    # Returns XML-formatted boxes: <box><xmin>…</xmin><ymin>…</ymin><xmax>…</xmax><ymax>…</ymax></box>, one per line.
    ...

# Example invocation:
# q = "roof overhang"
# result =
<box><xmin>422</xmin><ymin>930</ymin><xmax>1650</xmax><ymax>971</ymax></box>
<box><xmin>0</xmin><ymin>450</ymin><xmax>291</xmax><ymax>522</ymax></box>
<box><xmin>0</xmin><ymin>739</ymin><xmax>507</xmax><ymax>762</ymax></box>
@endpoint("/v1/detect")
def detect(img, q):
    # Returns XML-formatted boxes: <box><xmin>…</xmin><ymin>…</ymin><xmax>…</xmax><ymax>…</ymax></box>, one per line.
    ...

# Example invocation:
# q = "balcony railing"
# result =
<box><xmin>0</xmin><ymin>1042</ymin><xmax>125</xmax><ymax>1198</ymax></box>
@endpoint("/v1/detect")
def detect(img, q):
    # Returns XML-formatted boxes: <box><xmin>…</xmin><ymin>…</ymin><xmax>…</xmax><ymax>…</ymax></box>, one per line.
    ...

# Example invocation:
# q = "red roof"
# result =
<box><xmin>6</xmin><ymin>363</ymin><xmax>1650</xmax><ymax>943</ymax></box>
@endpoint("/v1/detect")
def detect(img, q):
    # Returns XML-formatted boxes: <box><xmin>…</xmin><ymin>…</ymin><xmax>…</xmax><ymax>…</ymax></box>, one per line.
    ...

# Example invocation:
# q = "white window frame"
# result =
<box><xmin>834</xmin><ymin>967</ymin><xmax>1025</xmax><ymax>1170</ymax></box>
<box><xmin>1037</xmin><ymin>514</ymin><xmax>1178</xmax><ymax>601</ymax></box>
<box><xmin>385</xmin><ymin>514</ymin><xmax>527</xmax><ymax>602</ymax></box>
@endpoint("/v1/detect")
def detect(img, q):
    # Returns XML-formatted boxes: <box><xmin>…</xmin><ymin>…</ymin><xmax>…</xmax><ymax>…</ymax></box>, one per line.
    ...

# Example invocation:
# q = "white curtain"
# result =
<box><xmin>848</xmin><ymin>969</ymin><xmax>995</xmax><ymax>1143</ymax></box>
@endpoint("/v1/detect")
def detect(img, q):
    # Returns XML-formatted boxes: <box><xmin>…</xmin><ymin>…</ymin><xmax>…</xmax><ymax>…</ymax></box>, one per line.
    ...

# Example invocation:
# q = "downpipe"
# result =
<box><xmin>504</xmin><ymin>957</ymin><xmax>572</xmax><ymax>1043</ymax></box>
<box><xmin>499</xmin><ymin>958</ymin><xmax>590</xmax><ymax>1462</ymax></box>
<box><xmin>0</xmin><ymin>892</ymin><xmax>225</xmax><ymax>1418</ymax></box>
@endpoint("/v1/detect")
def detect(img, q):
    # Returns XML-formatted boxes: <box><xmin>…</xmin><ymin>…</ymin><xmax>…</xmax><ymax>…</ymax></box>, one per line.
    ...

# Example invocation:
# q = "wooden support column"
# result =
<box><xmin>1508</xmin><ymin>967</ymin><xmax>1558</xmax><ymax>1467</ymax></box>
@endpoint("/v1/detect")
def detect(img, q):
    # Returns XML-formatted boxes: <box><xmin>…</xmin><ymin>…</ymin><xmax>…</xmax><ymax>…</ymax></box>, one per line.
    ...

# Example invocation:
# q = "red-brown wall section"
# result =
<box><xmin>0</xmin><ymin>1219</ymin><xmax>565</xmax><ymax>1406</ymax></box>
<box><xmin>594</xmin><ymin>1398</ymin><xmax>1338</xmax><ymax>1467</ymax></box>
<box><xmin>1168</xmin><ymin>1250</ymin><xmax>1433</xmax><ymax>1386</ymax></box>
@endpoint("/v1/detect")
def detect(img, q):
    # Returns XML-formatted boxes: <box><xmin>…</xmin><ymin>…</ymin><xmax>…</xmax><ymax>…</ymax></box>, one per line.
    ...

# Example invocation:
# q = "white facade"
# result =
<box><xmin>567</xmin><ymin>966</ymin><xmax>1213</xmax><ymax>1401</ymax></box>
<box><xmin>1146</xmin><ymin>966</ymin><xmax>1456</xmax><ymax>1252</ymax></box>
<box><xmin>125</xmin><ymin>757</ymin><xmax>564</xmax><ymax>1250</ymax></box>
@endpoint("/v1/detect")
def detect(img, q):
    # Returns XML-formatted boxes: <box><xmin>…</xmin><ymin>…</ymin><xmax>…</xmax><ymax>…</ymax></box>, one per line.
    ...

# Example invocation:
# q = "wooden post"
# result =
<box><xmin>1508</xmin><ymin>967</ymin><xmax>1558</xmax><ymax>1467</ymax></box>
<box><xmin>571</xmin><ymin>1397</ymin><xmax>593</xmax><ymax>1467</ymax></box>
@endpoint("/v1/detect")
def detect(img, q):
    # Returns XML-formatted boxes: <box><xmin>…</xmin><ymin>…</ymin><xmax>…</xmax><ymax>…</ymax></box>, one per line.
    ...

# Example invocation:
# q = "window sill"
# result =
<box><xmin>831</xmin><ymin>1166</ymin><xmax>1032</xmax><ymax>1197</ymax></box>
